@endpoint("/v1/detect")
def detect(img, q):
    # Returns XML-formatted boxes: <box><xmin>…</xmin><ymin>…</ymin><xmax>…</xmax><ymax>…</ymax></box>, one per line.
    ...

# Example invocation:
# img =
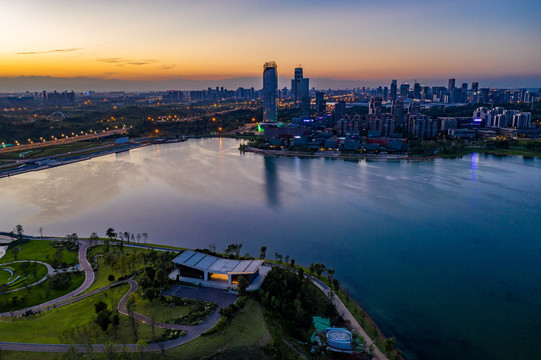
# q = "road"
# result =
<box><xmin>0</xmin><ymin>129</ymin><xmax>126</xmax><ymax>155</ymax></box>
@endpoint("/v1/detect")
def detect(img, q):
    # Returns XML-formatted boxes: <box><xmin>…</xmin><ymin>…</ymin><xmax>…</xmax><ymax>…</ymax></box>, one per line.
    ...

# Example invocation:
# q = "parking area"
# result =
<box><xmin>164</xmin><ymin>285</ymin><xmax>237</xmax><ymax>308</ymax></box>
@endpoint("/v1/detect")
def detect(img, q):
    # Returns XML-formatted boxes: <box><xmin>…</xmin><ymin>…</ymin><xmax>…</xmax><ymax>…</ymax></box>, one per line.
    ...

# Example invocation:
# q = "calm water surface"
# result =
<box><xmin>1</xmin><ymin>138</ymin><xmax>540</xmax><ymax>360</ymax></box>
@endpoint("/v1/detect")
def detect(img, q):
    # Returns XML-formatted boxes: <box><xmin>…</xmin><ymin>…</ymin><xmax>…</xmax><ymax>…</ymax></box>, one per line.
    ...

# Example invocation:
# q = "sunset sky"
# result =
<box><xmin>1</xmin><ymin>0</ymin><xmax>540</xmax><ymax>88</ymax></box>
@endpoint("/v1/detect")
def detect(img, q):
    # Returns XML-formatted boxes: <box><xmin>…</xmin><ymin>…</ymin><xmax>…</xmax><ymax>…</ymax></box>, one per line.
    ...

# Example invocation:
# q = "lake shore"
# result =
<box><xmin>0</xmin><ymin>142</ymin><xmax>151</xmax><ymax>179</ymax></box>
<box><xmin>244</xmin><ymin>146</ymin><xmax>437</xmax><ymax>161</ymax></box>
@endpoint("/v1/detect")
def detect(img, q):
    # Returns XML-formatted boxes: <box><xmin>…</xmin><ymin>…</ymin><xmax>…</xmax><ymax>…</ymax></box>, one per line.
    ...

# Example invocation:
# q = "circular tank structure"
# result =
<box><xmin>326</xmin><ymin>328</ymin><xmax>354</xmax><ymax>352</ymax></box>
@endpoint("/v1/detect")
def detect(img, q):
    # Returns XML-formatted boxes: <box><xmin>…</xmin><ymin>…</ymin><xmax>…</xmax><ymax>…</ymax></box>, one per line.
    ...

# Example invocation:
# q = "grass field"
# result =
<box><xmin>0</xmin><ymin>261</ymin><xmax>48</xmax><ymax>289</ymax></box>
<box><xmin>132</xmin><ymin>292</ymin><xmax>189</xmax><ymax>323</ymax></box>
<box><xmin>0</xmin><ymin>285</ymin><xmax>158</xmax><ymax>344</ymax></box>
<box><xmin>1</xmin><ymin>240</ymin><xmax>78</xmax><ymax>268</ymax></box>
<box><xmin>85</xmin><ymin>246</ymin><xmax>149</xmax><ymax>293</ymax></box>
<box><xmin>0</xmin><ymin>271</ymin><xmax>85</xmax><ymax>313</ymax></box>
<box><xmin>162</xmin><ymin>298</ymin><xmax>270</xmax><ymax>359</ymax></box>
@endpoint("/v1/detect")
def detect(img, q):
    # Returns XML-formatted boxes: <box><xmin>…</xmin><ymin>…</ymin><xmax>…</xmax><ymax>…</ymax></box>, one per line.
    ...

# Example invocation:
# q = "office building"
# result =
<box><xmin>369</xmin><ymin>97</ymin><xmax>383</xmax><ymax>116</ymax></box>
<box><xmin>291</xmin><ymin>67</ymin><xmax>310</xmax><ymax>116</ymax></box>
<box><xmin>334</xmin><ymin>101</ymin><xmax>346</xmax><ymax>123</ymax></box>
<box><xmin>263</xmin><ymin>61</ymin><xmax>278</xmax><ymax>122</ymax></box>
<box><xmin>316</xmin><ymin>91</ymin><xmax>326</xmax><ymax>115</ymax></box>
<box><xmin>413</xmin><ymin>82</ymin><xmax>421</xmax><ymax>99</ymax></box>
<box><xmin>448</xmin><ymin>78</ymin><xmax>456</xmax><ymax>91</ymax></box>
<box><xmin>400</xmin><ymin>83</ymin><xmax>409</xmax><ymax>99</ymax></box>
<box><xmin>390</xmin><ymin>80</ymin><xmax>397</xmax><ymax>101</ymax></box>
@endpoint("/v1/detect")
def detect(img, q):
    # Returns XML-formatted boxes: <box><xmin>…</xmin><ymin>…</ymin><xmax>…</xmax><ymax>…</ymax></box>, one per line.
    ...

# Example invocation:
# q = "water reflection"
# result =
<box><xmin>471</xmin><ymin>152</ymin><xmax>479</xmax><ymax>181</ymax></box>
<box><xmin>263</xmin><ymin>156</ymin><xmax>279</xmax><ymax>208</ymax></box>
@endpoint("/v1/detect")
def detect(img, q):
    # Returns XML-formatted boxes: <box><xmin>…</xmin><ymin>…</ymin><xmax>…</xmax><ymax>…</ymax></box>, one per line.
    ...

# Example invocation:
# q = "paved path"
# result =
<box><xmin>0</xmin><ymin>275</ymin><xmax>234</xmax><ymax>352</ymax></box>
<box><xmin>309</xmin><ymin>275</ymin><xmax>388</xmax><ymax>360</ymax></box>
<box><xmin>0</xmin><ymin>240</ymin><xmax>94</xmax><ymax>316</ymax></box>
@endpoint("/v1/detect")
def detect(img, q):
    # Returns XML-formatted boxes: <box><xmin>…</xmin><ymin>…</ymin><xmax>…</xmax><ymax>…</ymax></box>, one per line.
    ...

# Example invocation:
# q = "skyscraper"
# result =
<box><xmin>315</xmin><ymin>91</ymin><xmax>326</xmax><ymax>115</ymax></box>
<box><xmin>413</xmin><ymin>82</ymin><xmax>421</xmax><ymax>99</ymax></box>
<box><xmin>291</xmin><ymin>67</ymin><xmax>310</xmax><ymax>116</ymax></box>
<box><xmin>448</xmin><ymin>78</ymin><xmax>456</xmax><ymax>91</ymax></box>
<box><xmin>400</xmin><ymin>83</ymin><xmax>409</xmax><ymax>99</ymax></box>
<box><xmin>263</xmin><ymin>61</ymin><xmax>278</xmax><ymax>123</ymax></box>
<box><xmin>390</xmin><ymin>80</ymin><xmax>397</xmax><ymax>101</ymax></box>
<box><xmin>471</xmin><ymin>82</ymin><xmax>479</xmax><ymax>93</ymax></box>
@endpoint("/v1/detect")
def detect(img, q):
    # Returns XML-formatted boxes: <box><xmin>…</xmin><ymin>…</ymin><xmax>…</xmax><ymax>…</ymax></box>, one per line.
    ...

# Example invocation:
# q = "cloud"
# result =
<box><xmin>97</xmin><ymin>58</ymin><xmax>157</xmax><ymax>66</ymax></box>
<box><xmin>159</xmin><ymin>64</ymin><xmax>176</xmax><ymax>70</ymax></box>
<box><xmin>17</xmin><ymin>48</ymin><xmax>82</xmax><ymax>55</ymax></box>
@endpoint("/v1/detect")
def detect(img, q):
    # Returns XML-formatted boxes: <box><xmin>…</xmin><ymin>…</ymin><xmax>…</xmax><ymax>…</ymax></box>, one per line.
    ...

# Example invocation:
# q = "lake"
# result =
<box><xmin>1</xmin><ymin>138</ymin><xmax>540</xmax><ymax>360</ymax></box>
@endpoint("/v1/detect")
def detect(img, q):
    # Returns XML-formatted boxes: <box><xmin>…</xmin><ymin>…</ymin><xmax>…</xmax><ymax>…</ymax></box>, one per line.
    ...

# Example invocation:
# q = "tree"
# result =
<box><xmin>237</xmin><ymin>276</ymin><xmax>248</xmax><ymax>296</ymax></box>
<box><xmin>124</xmin><ymin>232</ymin><xmax>130</xmax><ymax>245</ymax></box>
<box><xmin>144</xmin><ymin>287</ymin><xmax>159</xmax><ymax>303</ymax></box>
<box><xmin>145</xmin><ymin>266</ymin><xmax>156</xmax><ymax>281</ymax></box>
<box><xmin>137</xmin><ymin>338</ymin><xmax>147</xmax><ymax>360</ymax></box>
<box><xmin>142</xmin><ymin>232</ymin><xmax>148</xmax><ymax>244</ymax></box>
<box><xmin>155</xmin><ymin>269</ymin><xmax>168</xmax><ymax>286</ymax></box>
<box><xmin>106</xmin><ymin>227</ymin><xmax>116</xmax><ymax>240</ymax></box>
<box><xmin>126</xmin><ymin>294</ymin><xmax>138</xmax><ymax>338</ymax></box>
<box><xmin>259</xmin><ymin>246</ymin><xmax>267</xmax><ymax>259</ymax></box>
<box><xmin>95</xmin><ymin>310</ymin><xmax>112</xmax><ymax>332</ymax></box>
<box><xmin>224</xmin><ymin>243</ymin><xmax>242</xmax><ymax>259</ymax></box>
<box><xmin>274</xmin><ymin>252</ymin><xmax>283</xmax><ymax>263</ymax></box>
<box><xmin>315</xmin><ymin>263</ymin><xmax>326</xmax><ymax>278</ymax></box>
<box><xmin>385</xmin><ymin>337</ymin><xmax>396</xmax><ymax>355</ymax></box>
<box><xmin>38</xmin><ymin>227</ymin><xmax>43</xmax><ymax>239</ymax></box>
<box><xmin>14</xmin><ymin>224</ymin><xmax>24</xmax><ymax>240</ymax></box>
<box><xmin>332</xmin><ymin>278</ymin><xmax>340</xmax><ymax>291</ymax></box>
<box><xmin>94</xmin><ymin>300</ymin><xmax>108</xmax><ymax>314</ymax></box>
<box><xmin>108</xmin><ymin>274</ymin><xmax>115</xmax><ymax>282</ymax></box>
<box><xmin>326</xmin><ymin>268</ymin><xmax>335</xmax><ymax>284</ymax></box>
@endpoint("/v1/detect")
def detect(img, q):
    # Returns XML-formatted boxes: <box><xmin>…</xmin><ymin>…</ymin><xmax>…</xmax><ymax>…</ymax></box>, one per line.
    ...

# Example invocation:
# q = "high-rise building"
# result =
<box><xmin>334</xmin><ymin>101</ymin><xmax>346</xmax><ymax>123</ymax></box>
<box><xmin>390</xmin><ymin>80</ymin><xmax>397</xmax><ymax>101</ymax></box>
<box><xmin>291</xmin><ymin>67</ymin><xmax>310</xmax><ymax>116</ymax></box>
<box><xmin>263</xmin><ymin>61</ymin><xmax>278</xmax><ymax>123</ymax></box>
<box><xmin>383</xmin><ymin>87</ymin><xmax>389</xmax><ymax>101</ymax></box>
<box><xmin>413</xmin><ymin>83</ymin><xmax>421</xmax><ymax>99</ymax></box>
<box><xmin>369</xmin><ymin>97</ymin><xmax>383</xmax><ymax>116</ymax></box>
<box><xmin>471</xmin><ymin>82</ymin><xmax>479</xmax><ymax>93</ymax></box>
<box><xmin>399</xmin><ymin>83</ymin><xmax>409</xmax><ymax>99</ymax></box>
<box><xmin>315</xmin><ymin>91</ymin><xmax>326</xmax><ymax>115</ymax></box>
<box><xmin>391</xmin><ymin>100</ymin><xmax>405</xmax><ymax>125</ymax></box>
<box><xmin>448</xmin><ymin>78</ymin><xmax>456</xmax><ymax>91</ymax></box>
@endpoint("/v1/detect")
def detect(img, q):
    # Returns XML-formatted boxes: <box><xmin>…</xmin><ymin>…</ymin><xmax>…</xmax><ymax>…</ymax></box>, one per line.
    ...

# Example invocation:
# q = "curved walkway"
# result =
<box><xmin>0</xmin><ymin>241</ymin><xmax>94</xmax><ymax>316</ymax></box>
<box><xmin>0</xmin><ymin>241</ymin><xmax>228</xmax><ymax>353</ymax></box>
<box><xmin>0</xmin><ymin>277</ymin><xmax>227</xmax><ymax>352</ymax></box>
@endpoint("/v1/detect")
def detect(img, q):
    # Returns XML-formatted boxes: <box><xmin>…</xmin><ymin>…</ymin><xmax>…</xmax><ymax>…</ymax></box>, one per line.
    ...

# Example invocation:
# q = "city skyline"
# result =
<box><xmin>1</xmin><ymin>0</ymin><xmax>540</xmax><ymax>90</ymax></box>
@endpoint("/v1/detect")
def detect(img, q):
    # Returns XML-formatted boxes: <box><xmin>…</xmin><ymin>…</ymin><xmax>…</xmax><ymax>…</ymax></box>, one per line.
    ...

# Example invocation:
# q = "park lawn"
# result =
<box><xmin>162</xmin><ymin>299</ymin><xmax>271</xmax><ymax>360</ymax></box>
<box><xmin>0</xmin><ymin>271</ymin><xmax>85</xmax><ymax>313</ymax></box>
<box><xmin>85</xmin><ymin>246</ymin><xmax>149</xmax><ymax>293</ymax></box>
<box><xmin>1</xmin><ymin>240</ymin><xmax>78</xmax><ymax>267</ymax></box>
<box><xmin>0</xmin><ymin>261</ymin><xmax>48</xmax><ymax>289</ymax></box>
<box><xmin>0</xmin><ymin>351</ymin><xmax>59</xmax><ymax>360</ymax></box>
<box><xmin>132</xmin><ymin>292</ymin><xmax>189</xmax><ymax>323</ymax></box>
<box><xmin>0</xmin><ymin>285</ymin><xmax>157</xmax><ymax>344</ymax></box>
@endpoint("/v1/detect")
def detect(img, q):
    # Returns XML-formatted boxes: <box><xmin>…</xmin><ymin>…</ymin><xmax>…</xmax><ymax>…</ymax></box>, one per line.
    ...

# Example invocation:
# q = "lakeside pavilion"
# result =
<box><xmin>172</xmin><ymin>250</ymin><xmax>264</xmax><ymax>286</ymax></box>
